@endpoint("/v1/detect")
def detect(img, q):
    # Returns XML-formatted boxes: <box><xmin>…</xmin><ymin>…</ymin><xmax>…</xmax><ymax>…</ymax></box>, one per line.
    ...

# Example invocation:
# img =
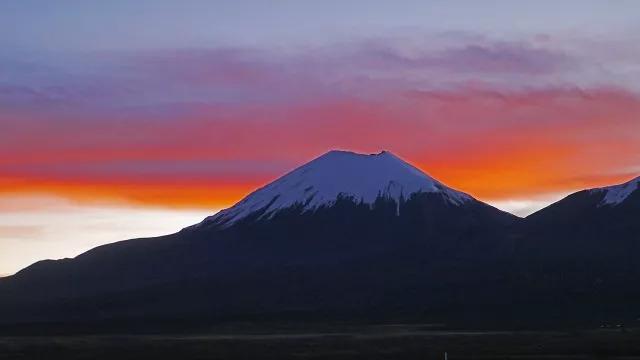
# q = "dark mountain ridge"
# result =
<box><xmin>0</xmin><ymin>191</ymin><xmax>517</xmax><ymax>323</ymax></box>
<box><xmin>0</xmin><ymin>151</ymin><xmax>638</xmax><ymax>329</ymax></box>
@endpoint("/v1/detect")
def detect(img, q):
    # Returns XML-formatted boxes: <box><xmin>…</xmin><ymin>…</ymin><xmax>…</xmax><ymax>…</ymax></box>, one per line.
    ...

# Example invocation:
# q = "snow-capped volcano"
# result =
<box><xmin>592</xmin><ymin>175</ymin><xmax>640</xmax><ymax>206</ymax></box>
<box><xmin>196</xmin><ymin>150</ymin><xmax>473</xmax><ymax>228</ymax></box>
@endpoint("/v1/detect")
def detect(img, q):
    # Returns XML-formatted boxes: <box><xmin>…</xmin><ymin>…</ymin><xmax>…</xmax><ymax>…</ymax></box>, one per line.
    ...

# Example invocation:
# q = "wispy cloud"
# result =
<box><xmin>2</xmin><ymin>34</ymin><xmax>640</xmax><ymax>111</ymax></box>
<box><xmin>345</xmin><ymin>39</ymin><xmax>574</xmax><ymax>75</ymax></box>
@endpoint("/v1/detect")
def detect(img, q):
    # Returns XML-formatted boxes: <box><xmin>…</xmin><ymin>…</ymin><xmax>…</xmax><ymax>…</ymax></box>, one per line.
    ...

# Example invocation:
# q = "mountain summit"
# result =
<box><xmin>592</xmin><ymin>176</ymin><xmax>640</xmax><ymax>207</ymax></box>
<box><xmin>196</xmin><ymin>150</ymin><xmax>472</xmax><ymax>228</ymax></box>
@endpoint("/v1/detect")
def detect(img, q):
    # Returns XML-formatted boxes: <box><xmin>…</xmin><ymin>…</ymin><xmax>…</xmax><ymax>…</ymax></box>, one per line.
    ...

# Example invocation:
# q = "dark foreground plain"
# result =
<box><xmin>2</xmin><ymin>325</ymin><xmax>640</xmax><ymax>360</ymax></box>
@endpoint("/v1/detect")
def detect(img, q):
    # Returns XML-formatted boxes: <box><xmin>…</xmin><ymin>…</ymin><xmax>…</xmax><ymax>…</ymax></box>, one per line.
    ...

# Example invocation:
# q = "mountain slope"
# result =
<box><xmin>512</xmin><ymin>175</ymin><xmax>640</xmax><ymax>266</ymax></box>
<box><xmin>497</xmin><ymin>176</ymin><xmax>640</xmax><ymax>319</ymax></box>
<box><xmin>522</xmin><ymin>176</ymin><xmax>640</xmax><ymax>237</ymax></box>
<box><xmin>596</xmin><ymin>176</ymin><xmax>640</xmax><ymax>207</ymax></box>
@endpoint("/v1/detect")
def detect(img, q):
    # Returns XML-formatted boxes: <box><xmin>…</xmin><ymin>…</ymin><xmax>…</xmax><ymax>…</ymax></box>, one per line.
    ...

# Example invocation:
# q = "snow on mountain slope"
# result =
<box><xmin>592</xmin><ymin>176</ymin><xmax>640</xmax><ymax>207</ymax></box>
<box><xmin>195</xmin><ymin>150</ymin><xmax>473</xmax><ymax>228</ymax></box>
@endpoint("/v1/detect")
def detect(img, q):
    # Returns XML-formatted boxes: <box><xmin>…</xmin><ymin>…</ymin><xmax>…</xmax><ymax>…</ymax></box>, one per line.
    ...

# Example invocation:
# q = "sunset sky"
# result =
<box><xmin>1</xmin><ymin>0</ymin><xmax>640</xmax><ymax>275</ymax></box>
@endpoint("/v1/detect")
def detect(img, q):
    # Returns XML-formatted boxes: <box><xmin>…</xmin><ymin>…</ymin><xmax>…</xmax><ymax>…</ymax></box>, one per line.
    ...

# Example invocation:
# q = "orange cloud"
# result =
<box><xmin>1</xmin><ymin>87</ymin><xmax>639</xmax><ymax>210</ymax></box>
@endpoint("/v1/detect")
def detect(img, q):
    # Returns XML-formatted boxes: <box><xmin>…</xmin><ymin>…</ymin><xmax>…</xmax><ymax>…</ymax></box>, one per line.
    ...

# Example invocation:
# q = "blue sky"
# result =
<box><xmin>2</xmin><ymin>0</ymin><xmax>639</xmax><ymax>51</ymax></box>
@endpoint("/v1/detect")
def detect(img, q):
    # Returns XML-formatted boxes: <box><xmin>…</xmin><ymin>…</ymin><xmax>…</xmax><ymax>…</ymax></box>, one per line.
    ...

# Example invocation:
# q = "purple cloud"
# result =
<box><xmin>344</xmin><ymin>39</ymin><xmax>573</xmax><ymax>75</ymax></box>
<box><xmin>1</xmin><ymin>33</ymin><xmax>639</xmax><ymax>115</ymax></box>
<box><xmin>431</xmin><ymin>42</ymin><xmax>573</xmax><ymax>74</ymax></box>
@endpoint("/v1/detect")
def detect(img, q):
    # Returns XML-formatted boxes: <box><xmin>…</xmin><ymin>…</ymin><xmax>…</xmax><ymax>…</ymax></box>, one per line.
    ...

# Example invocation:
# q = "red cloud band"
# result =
<box><xmin>1</xmin><ymin>87</ymin><xmax>638</xmax><ymax>209</ymax></box>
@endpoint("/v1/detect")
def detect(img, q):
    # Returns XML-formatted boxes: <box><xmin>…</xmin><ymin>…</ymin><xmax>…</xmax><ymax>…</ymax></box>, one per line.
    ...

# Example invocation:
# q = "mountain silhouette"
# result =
<box><xmin>0</xmin><ymin>151</ymin><xmax>638</xmax><ymax>330</ymax></box>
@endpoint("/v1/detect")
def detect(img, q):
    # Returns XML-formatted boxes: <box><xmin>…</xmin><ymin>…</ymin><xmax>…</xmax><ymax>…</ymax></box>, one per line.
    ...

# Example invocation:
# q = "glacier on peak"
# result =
<box><xmin>193</xmin><ymin>150</ymin><xmax>474</xmax><ymax>228</ymax></box>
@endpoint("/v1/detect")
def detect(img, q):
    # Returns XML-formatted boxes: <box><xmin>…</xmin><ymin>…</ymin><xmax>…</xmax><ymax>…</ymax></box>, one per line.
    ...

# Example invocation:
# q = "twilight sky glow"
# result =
<box><xmin>1</xmin><ymin>0</ymin><xmax>640</xmax><ymax>275</ymax></box>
